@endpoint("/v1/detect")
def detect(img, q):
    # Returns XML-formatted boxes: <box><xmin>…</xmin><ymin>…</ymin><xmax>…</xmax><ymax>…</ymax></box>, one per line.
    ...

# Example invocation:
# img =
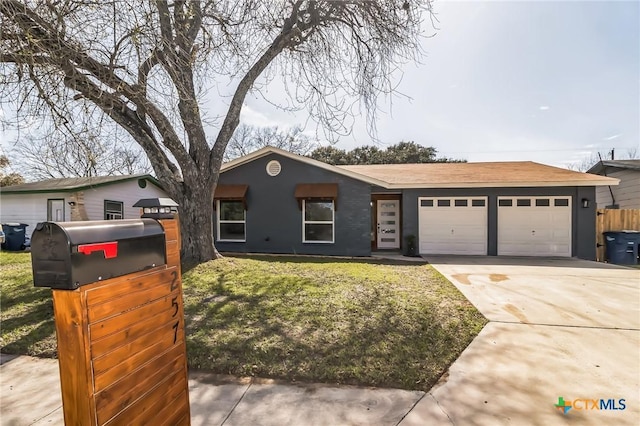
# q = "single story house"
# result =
<box><xmin>586</xmin><ymin>160</ymin><xmax>640</xmax><ymax>209</ymax></box>
<box><xmin>214</xmin><ymin>147</ymin><xmax>618</xmax><ymax>260</ymax></box>
<box><xmin>0</xmin><ymin>174</ymin><xmax>167</xmax><ymax>235</ymax></box>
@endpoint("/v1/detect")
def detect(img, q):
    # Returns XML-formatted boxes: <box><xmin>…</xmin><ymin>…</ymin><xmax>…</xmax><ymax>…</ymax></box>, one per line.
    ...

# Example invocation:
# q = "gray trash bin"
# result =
<box><xmin>603</xmin><ymin>231</ymin><xmax>640</xmax><ymax>265</ymax></box>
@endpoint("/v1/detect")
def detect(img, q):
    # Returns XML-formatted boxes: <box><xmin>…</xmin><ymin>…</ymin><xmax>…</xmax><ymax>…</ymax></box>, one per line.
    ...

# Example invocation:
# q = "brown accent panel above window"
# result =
<box><xmin>294</xmin><ymin>183</ymin><xmax>339</xmax><ymax>210</ymax></box>
<box><xmin>214</xmin><ymin>184</ymin><xmax>249</xmax><ymax>209</ymax></box>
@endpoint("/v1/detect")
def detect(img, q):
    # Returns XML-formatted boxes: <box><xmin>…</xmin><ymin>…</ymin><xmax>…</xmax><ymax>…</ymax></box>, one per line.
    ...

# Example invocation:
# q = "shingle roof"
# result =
<box><xmin>586</xmin><ymin>159</ymin><xmax>640</xmax><ymax>174</ymax></box>
<box><xmin>338</xmin><ymin>161</ymin><xmax>618</xmax><ymax>188</ymax></box>
<box><xmin>0</xmin><ymin>174</ymin><xmax>161</xmax><ymax>193</ymax></box>
<box><xmin>221</xmin><ymin>147</ymin><xmax>619</xmax><ymax>188</ymax></box>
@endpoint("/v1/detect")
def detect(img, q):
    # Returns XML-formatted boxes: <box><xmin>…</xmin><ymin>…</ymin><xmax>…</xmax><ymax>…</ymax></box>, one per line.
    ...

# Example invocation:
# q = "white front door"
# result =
<box><xmin>498</xmin><ymin>196</ymin><xmax>571</xmax><ymax>256</ymax></box>
<box><xmin>376</xmin><ymin>200</ymin><xmax>400</xmax><ymax>249</ymax></box>
<box><xmin>418</xmin><ymin>197</ymin><xmax>488</xmax><ymax>255</ymax></box>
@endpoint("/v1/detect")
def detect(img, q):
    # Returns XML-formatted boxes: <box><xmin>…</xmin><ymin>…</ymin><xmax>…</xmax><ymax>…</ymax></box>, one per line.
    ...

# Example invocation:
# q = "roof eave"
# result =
<box><xmin>0</xmin><ymin>174</ymin><xmax>162</xmax><ymax>194</ymax></box>
<box><xmin>587</xmin><ymin>161</ymin><xmax>640</xmax><ymax>174</ymax></box>
<box><xmin>385</xmin><ymin>179</ymin><xmax>620</xmax><ymax>189</ymax></box>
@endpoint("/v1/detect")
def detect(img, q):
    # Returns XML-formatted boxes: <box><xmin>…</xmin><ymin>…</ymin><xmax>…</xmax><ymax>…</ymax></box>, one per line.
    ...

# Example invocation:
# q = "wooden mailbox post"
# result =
<box><xmin>31</xmin><ymin>198</ymin><xmax>190</xmax><ymax>425</ymax></box>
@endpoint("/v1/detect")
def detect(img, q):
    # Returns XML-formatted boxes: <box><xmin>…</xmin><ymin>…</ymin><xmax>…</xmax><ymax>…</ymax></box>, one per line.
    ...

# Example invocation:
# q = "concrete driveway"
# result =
<box><xmin>401</xmin><ymin>256</ymin><xmax>640</xmax><ymax>426</ymax></box>
<box><xmin>425</xmin><ymin>256</ymin><xmax>639</xmax><ymax>329</ymax></box>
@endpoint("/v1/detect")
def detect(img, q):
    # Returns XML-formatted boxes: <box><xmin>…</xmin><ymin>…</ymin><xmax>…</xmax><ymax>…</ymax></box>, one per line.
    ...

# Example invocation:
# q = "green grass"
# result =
<box><xmin>0</xmin><ymin>252</ymin><xmax>57</xmax><ymax>357</ymax></box>
<box><xmin>1</xmin><ymin>252</ymin><xmax>487</xmax><ymax>392</ymax></box>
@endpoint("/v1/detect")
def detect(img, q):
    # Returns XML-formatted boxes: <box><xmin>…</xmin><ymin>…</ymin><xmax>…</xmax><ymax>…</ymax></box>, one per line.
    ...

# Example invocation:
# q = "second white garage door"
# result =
<box><xmin>418</xmin><ymin>197</ymin><xmax>488</xmax><ymax>255</ymax></box>
<box><xmin>498</xmin><ymin>196</ymin><xmax>572</xmax><ymax>257</ymax></box>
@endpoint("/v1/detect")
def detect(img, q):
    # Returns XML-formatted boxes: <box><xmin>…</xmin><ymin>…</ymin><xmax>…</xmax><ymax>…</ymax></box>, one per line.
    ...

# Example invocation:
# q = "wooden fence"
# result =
<box><xmin>595</xmin><ymin>209</ymin><xmax>640</xmax><ymax>262</ymax></box>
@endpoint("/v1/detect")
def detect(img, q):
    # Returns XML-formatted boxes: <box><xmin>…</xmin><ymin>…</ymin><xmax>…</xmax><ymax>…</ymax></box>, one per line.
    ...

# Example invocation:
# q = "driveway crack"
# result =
<box><xmin>429</xmin><ymin>393</ymin><xmax>455</xmax><ymax>425</ymax></box>
<box><xmin>29</xmin><ymin>405</ymin><xmax>63</xmax><ymax>425</ymax></box>
<box><xmin>220</xmin><ymin>381</ymin><xmax>252</xmax><ymax>425</ymax></box>
<box><xmin>491</xmin><ymin>320</ymin><xmax>640</xmax><ymax>331</ymax></box>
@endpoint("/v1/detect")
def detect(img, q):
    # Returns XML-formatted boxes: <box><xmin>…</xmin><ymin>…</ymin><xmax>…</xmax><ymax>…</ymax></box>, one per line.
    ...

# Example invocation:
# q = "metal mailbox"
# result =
<box><xmin>31</xmin><ymin>219</ymin><xmax>166</xmax><ymax>289</ymax></box>
<box><xmin>31</xmin><ymin>199</ymin><xmax>190</xmax><ymax>426</ymax></box>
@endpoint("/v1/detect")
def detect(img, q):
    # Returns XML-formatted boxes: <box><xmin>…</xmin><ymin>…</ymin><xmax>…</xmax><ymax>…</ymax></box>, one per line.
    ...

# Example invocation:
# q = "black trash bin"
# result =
<box><xmin>1</xmin><ymin>223</ymin><xmax>28</xmax><ymax>251</ymax></box>
<box><xmin>603</xmin><ymin>231</ymin><xmax>640</xmax><ymax>265</ymax></box>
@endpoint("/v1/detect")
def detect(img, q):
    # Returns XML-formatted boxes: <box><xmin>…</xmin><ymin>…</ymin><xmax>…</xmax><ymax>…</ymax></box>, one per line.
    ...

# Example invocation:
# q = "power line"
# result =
<box><xmin>437</xmin><ymin>146</ymin><xmax>638</xmax><ymax>154</ymax></box>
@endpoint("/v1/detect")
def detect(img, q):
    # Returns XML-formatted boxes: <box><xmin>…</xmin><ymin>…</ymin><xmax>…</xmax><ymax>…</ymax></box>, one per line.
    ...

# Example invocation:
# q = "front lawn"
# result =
<box><xmin>0</xmin><ymin>252</ymin><xmax>486</xmax><ymax>391</ymax></box>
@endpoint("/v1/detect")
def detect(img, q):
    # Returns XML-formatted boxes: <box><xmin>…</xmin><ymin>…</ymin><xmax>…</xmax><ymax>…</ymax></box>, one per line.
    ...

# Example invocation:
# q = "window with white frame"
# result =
<box><xmin>302</xmin><ymin>199</ymin><xmax>334</xmax><ymax>243</ymax></box>
<box><xmin>217</xmin><ymin>200</ymin><xmax>246</xmax><ymax>241</ymax></box>
<box><xmin>104</xmin><ymin>200</ymin><xmax>124</xmax><ymax>220</ymax></box>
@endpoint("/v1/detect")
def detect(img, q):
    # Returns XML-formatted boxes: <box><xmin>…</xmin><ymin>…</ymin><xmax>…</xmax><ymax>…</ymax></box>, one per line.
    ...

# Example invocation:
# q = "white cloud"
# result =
<box><xmin>603</xmin><ymin>133</ymin><xmax>621</xmax><ymax>141</ymax></box>
<box><xmin>538</xmin><ymin>105</ymin><xmax>550</xmax><ymax>111</ymax></box>
<box><xmin>239</xmin><ymin>104</ymin><xmax>283</xmax><ymax>128</ymax></box>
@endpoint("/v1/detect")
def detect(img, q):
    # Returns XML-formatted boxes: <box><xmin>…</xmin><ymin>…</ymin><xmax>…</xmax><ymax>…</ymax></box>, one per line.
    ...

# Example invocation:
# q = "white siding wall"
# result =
<box><xmin>0</xmin><ymin>192</ymin><xmax>71</xmax><ymax>236</ymax></box>
<box><xmin>82</xmin><ymin>179</ymin><xmax>167</xmax><ymax>220</ymax></box>
<box><xmin>595</xmin><ymin>169</ymin><xmax>640</xmax><ymax>209</ymax></box>
<box><xmin>0</xmin><ymin>178</ymin><xmax>168</xmax><ymax>239</ymax></box>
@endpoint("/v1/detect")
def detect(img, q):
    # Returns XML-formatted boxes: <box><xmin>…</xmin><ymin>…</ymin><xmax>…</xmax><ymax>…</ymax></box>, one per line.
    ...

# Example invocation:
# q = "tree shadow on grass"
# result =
<box><xmin>182</xmin><ymin>269</ymin><xmax>485</xmax><ymax>392</ymax></box>
<box><xmin>0</xmin><ymin>298</ymin><xmax>56</xmax><ymax>357</ymax></box>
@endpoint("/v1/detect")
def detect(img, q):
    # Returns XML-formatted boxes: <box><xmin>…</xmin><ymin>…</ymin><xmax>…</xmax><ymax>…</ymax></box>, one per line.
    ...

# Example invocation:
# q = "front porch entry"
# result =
<box><xmin>371</xmin><ymin>194</ymin><xmax>402</xmax><ymax>251</ymax></box>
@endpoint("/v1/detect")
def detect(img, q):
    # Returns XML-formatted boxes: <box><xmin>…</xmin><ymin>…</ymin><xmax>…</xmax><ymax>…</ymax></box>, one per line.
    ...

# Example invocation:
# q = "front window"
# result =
<box><xmin>217</xmin><ymin>200</ymin><xmax>246</xmax><ymax>241</ymax></box>
<box><xmin>104</xmin><ymin>200</ymin><xmax>123</xmax><ymax>220</ymax></box>
<box><xmin>303</xmin><ymin>200</ymin><xmax>334</xmax><ymax>243</ymax></box>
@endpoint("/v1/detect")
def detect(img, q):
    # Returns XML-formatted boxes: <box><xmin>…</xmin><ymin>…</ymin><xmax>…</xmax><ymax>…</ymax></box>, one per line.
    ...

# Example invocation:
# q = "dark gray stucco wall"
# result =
<box><xmin>575</xmin><ymin>186</ymin><xmax>596</xmax><ymax>260</ymax></box>
<box><xmin>215</xmin><ymin>153</ymin><xmax>371</xmax><ymax>256</ymax></box>
<box><xmin>402</xmin><ymin>186</ymin><xmax>598</xmax><ymax>260</ymax></box>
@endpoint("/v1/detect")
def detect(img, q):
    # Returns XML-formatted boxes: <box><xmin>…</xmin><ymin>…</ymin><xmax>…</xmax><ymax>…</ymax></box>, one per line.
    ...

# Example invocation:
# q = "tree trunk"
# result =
<box><xmin>171</xmin><ymin>178</ymin><xmax>219</xmax><ymax>265</ymax></box>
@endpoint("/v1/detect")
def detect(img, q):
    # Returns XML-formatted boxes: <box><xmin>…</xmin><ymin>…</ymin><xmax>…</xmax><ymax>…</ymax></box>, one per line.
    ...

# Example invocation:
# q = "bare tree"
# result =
<box><xmin>570</xmin><ymin>148</ymin><xmax>639</xmax><ymax>172</ymax></box>
<box><xmin>0</xmin><ymin>154</ymin><xmax>24</xmax><ymax>186</ymax></box>
<box><xmin>0</xmin><ymin>0</ymin><xmax>433</xmax><ymax>264</ymax></box>
<box><xmin>224</xmin><ymin>124</ymin><xmax>318</xmax><ymax>161</ymax></box>
<box><xmin>624</xmin><ymin>147</ymin><xmax>638</xmax><ymax>159</ymax></box>
<box><xmin>9</xmin><ymin>120</ymin><xmax>151</xmax><ymax>180</ymax></box>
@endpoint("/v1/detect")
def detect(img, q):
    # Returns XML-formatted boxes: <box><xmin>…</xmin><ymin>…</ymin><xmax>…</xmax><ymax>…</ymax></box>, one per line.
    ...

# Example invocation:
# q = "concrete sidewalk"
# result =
<box><xmin>0</xmin><ymin>354</ymin><xmax>429</xmax><ymax>426</ymax></box>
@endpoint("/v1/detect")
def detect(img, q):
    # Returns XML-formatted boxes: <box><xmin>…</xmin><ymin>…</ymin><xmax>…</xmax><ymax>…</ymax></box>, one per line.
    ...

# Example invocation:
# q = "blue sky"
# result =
<box><xmin>241</xmin><ymin>0</ymin><xmax>640</xmax><ymax>167</ymax></box>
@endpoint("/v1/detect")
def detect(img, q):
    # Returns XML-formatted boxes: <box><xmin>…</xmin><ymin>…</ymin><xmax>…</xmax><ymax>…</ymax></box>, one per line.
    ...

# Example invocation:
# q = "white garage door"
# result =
<box><xmin>498</xmin><ymin>196</ymin><xmax>571</xmax><ymax>257</ymax></box>
<box><xmin>418</xmin><ymin>197</ymin><xmax>488</xmax><ymax>255</ymax></box>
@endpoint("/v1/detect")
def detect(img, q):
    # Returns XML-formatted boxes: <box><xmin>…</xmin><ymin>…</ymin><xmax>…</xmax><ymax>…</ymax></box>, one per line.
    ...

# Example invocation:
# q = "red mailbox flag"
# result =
<box><xmin>77</xmin><ymin>242</ymin><xmax>118</xmax><ymax>259</ymax></box>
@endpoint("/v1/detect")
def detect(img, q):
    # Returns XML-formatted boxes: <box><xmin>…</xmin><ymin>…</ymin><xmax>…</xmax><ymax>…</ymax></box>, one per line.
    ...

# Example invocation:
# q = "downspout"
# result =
<box><xmin>597</xmin><ymin>152</ymin><xmax>616</xmax><ymax>207</ymax></box>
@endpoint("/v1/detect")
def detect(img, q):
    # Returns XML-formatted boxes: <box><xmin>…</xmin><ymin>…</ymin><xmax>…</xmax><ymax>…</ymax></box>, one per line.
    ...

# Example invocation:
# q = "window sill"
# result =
<box><xmin>302</xmin><ymin>241</ymin><xmax>334</xmax><ymax>244</ymax></box>
<box><xmin>217</xmin><ymin>239</ymin><xmax>246</xmax><ymax>243</ymax></box>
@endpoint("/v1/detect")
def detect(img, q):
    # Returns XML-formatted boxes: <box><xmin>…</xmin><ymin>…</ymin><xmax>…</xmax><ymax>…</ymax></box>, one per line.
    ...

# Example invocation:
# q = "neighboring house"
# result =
<box><xmin>586</xmin><ymin>160</ymin><xmax>640</xmax><ymax>209</ymax></box>
<box><xmin>214</xmin><ymin>147</ymin><xmax>618</xmax><ymax>260</ymax></box>
<box><xmin>0</xmin><ymin>175</ymin><xmax>167</xmax><ymax>235</ymax></box>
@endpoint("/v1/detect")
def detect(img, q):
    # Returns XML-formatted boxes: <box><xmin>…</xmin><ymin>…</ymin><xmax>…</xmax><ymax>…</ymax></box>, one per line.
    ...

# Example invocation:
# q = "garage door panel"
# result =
<box><xmin>420</xmin><ymin>241</ymin><xmax>486</xmax><ymax>255</ymax></box>
<box><xmin>458</xmin><ymin>226</ymin><xmax>487</xmax><ymax>238</ymax></box>
<box><xmin>419</xmin><ymin>197</ymin><xmax>487</xmax><ymax>255</ymax></box>
<box><xmin>498</xmin><ymin>197</ymin><xmax>571</xmax><ymax>257</ymax></box>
